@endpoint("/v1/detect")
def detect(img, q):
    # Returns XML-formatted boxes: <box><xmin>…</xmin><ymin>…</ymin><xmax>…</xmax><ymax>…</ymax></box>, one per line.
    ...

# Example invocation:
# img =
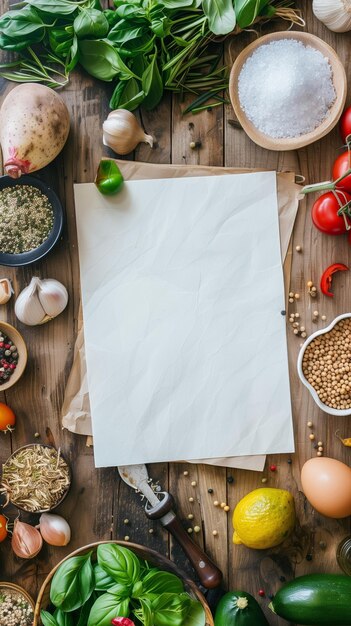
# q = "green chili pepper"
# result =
<box><xmin>95</xmin><ymin>159</ymin><xmax>124</xmax><ymax>195</ymax></box>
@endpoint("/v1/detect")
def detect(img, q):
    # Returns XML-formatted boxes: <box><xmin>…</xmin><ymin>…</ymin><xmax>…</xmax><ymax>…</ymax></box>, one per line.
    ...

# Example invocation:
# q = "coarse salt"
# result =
<box><xmin>238</xmin><ymin>39</ymin><xmax>336</xmax><ymax>139</ymax></box>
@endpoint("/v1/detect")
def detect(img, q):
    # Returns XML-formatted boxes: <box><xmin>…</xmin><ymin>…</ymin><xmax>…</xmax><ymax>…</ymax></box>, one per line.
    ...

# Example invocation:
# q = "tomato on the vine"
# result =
<box><xmin>332</xmin><ymin>152</ymin><xmax>351</xmax><ymax>193</ymax></box>
<box><xmin>340</xmin><ymin>107</ymin><xmax>351</xmax><ymax>144</ymax></box>
<box><xmin>0</xmin><ymin>515</ymin><xmax>8</xmax><ymax>542</ymax></box>
<box><xmin>312</xmin><ymin>191</ymin><xmax>350</xmax><ymax>235</ymax></box>
<box><xmin>0</xmin><ymin>402</ymin><xmax>15</xmax><ymax>432</ymax></box>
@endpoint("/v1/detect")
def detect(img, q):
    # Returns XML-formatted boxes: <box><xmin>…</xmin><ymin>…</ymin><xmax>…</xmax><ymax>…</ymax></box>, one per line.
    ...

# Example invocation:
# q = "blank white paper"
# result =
<box><xmin>74</xmin><ymin>173</ymin><xmax>294</xmax><ymax>467</ymax></box>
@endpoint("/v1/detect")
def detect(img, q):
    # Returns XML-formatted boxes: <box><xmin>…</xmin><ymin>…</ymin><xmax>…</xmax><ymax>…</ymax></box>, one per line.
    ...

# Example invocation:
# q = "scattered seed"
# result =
<box><xmin>289</xmin><ymin>298</ymin><xmax>294</xmax><ymax>303</ymax></box>
<box><xmin>281</xmin><ymin>310</ymin><xmax>286</xmax><ymax>316</ymax></box>
<box><xmin>293</xmin><ymin>329</ymin><xmax>299</xmax><ymax>335</ymax></box>
<box><xmin>183</xmin><ymin>470</ymin><xmax>189</xmax><ymax>476</ymax></box>
<box><xmin>307</xmin><ymin>281</ymin><xmax>313</xmax><ymax>288</ymax></box>
<box><xmin>124</xmin><ymin>536</ymin><xmax>130</xmax><ymax>541</ymax></box>
<box><xmin>309</xmin><ymin>434</ymin><xmax>315</xmax><ymax>441</ymax></box>
<box><xmin>318</xmin><ymin>446</ymin><xmax>323</xmax><ymax>452</ymax></box>
<box><xmin>317</xmin><ymin>451</ymin><xmax>323</xmax><ymax>456</ymax></box>
<box><xmin>212</xmin><ymin>530</ymin><xmax>218</xmax><ymax>536</ymax></box>
<box><xmin>224</xmin><ymin>505</ymin><xmax>230</xmax><ymax>512</ymax></box>
<box><xmin>307</xmin><ymin>421</ymin><xmax>313</xmax><ymax>428</ymax></box>
<box><xmin>188</xmin><ymin>513</ymin><xmax>194</xmax><ymax>520</ymax></box>
<box><xmin>124</xmin><ymin>519</ymin><xmax>129</xmax><ymax>525</ymax></box>
<box><xmin>34</xmin><ymin>432</ymin><xmax>40</xmax><ymax>438</ymax></box>
<box><xmin>189</xmin><ymin>141</ymin><xmax>196</xmax><ymax>149</ymax></box>
<box><xmin>295</xmin><ymin>293</ymin><xmax>300</xmax><ymax>300</ymax></box>
<box><xmin>261</xmin><ymin>477</ymin><xmax>267</xmax><ymax>483</ymax></box>
<box><xmin>287</xmin><ymin>458</ymin><xmax>292</xmax><ymax>464</ymax></box>
<box><xmin>148</xmin><ymin>528</ymin><xmax>154</xmax><ymax>534</ymax></box>
<box><xmin>187</xmin><ymin>527</ymin><xmax>193</xmax><ymax>533</ymax></box>
<box><xmin>317</xmin><ymin>441</ymin><xmax>323</xmax><ymax>446</ymax></box>
<box><xmin>270</xmin><ymin>464</ymin><xmax>277</xmax><ymax>471</ymax></box>
<box><xmin>295</xmin><ymin>313</ymin><xmax>300</xmax><ymax>319</ymax></box>
<box><xmin>311</xmin><ymin>286</ymin><xmax>317</xmax><ymax>292</ymax></box>
<box><xmin>191</xmin><ymin>480</ymin><xmax>197</xmax><ymax>487</ymax></box>
<box><xmin>321</xmin><ymin>315</ymin><xmax>327</xmax><ymax>321</ymax></box>
<box><xmin>306</xmin><ymin>554</ymin><xmax>313</xmax><ymax>561</ymax></box>
<box><xmin>189</xmin><ymin>497</ymin><xmax>194</xmax><ymax>502</ymax></box>
<box><xmin>301</xmin><ymin>332</ymin><xmax>307</xmax><ymax>338</ymax></box>
<box><xmin>295</xmin><ymin>245</ymin><xmax>302</xmax><ymax>252</ymax></box>
<box><xmin>313</xmin><ymin>310</ymin><xmax>319</xmax><ymax>317</ymax></box>
<box><xmin>194</xmin><ymin>525</ymin><xmax>201</xmax><ymax>533</ymax></box>
<box><xmin>289</xmin><ymin>292</ymin><xmax>294</xmax><ymax>298</ymax></box>
<box><xmin>213</xmin><ymin>500</ymin><xmax>219</xmax><ymax>507</ymax></box>
<box><xmin>300</xmin><ymin>326</ymin><xmax>305</xmax><ymax>332</ymax></box>
<box><xmin>227</xmin><ymin>476</ymin><xmax>234</xmax><ymax>484</ymax></box>
<box><xmin>258</xmin><ymin>589</ymin><xmax>265</xmax><ymax>597</ymax></box>
<box><xmin>207</xmin><ymin>488</ymin><xmax>213</xmax><ymax>493</ymax></box>
<box><xmin>220</xmin><ymin>502</ymin><xmax>226</xmax><ymax>508</ymax></box>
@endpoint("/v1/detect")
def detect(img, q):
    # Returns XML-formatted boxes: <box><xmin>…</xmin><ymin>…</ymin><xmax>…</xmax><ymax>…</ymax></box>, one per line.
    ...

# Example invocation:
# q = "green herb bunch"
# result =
<box><xmin>0</xmin><ymin>0</ymin><xmax>300</xmax><ymax>113</ymax></box>
<box><xmin>40</xmin><ymin>544</ymin><xmax>206</xmax><ymax>626</ymax></box>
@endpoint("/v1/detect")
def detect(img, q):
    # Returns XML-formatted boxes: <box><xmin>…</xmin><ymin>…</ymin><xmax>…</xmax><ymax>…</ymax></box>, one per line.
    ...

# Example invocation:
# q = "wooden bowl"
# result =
<box><xmin>229</xmin><ymin>31</ymin><xmax>347</xmax><ymax>151</ymax></box>
<box><xmin>33</xmin><ymin>540</ymin><xmax>214</xmax><ymax>626</ymax></box>
<box><xmin>0</xmin><ymin>581</ymin><xmax>35</xmax><ymax>614</ymax></box>
<box><xmin>0</xmin><ymin>321</ymin><xmax>27</xmax><ymax>390</ymax></box>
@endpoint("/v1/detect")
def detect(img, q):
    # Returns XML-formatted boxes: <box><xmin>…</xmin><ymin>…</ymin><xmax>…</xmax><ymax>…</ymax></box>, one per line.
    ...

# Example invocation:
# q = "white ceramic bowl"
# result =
<box><xmin>297</xmin><ymin>313</ymin><xmax>351</xmax><ymax>416</ymax></box>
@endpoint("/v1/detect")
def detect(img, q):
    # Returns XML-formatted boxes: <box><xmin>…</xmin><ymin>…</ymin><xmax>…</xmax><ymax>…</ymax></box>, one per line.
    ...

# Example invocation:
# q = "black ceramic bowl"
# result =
<box><xmin>0</xmin><ymin>175</ymin><xmax>64</xmax><ymax>267</ymax></box>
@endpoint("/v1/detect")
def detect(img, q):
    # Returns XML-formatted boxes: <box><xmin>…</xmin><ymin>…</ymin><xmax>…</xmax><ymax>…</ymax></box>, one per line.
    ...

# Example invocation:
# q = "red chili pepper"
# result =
<box><xmin>111</xmin><ymin>619</ymin><xmax>135</xmax><ymax>626</ymax></box>
<box><xmin>320</xmin><ymin>263</ymin><xmax>349</xmax><ymax>298</ymax></box>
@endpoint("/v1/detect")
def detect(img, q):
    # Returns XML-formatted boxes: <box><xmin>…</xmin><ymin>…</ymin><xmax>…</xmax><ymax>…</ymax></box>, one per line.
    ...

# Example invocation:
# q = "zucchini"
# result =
<box><xmin>269</xmin><ymin>574</ymin><xmax>351</xmax><ymax>625</ymax></box>
<box><xmin>214</xmin><ymin>590</ymin><xmax>269</xmax><ymax>626</ymax></box>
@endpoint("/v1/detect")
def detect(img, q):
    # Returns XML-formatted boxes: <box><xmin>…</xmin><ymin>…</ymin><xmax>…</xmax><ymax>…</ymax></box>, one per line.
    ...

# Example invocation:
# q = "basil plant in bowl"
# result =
<box><xmin>34</xmin><ymin>541</ymin><xmax>213</xmax><ymax>626</ymax></box>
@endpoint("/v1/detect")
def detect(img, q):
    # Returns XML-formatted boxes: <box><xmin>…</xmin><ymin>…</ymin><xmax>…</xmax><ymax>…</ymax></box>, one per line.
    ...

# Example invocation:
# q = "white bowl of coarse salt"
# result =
<box><xmin>229</xmin><ymin>31</ymin><xmax>346</xmax><ymax>151</ymax></box>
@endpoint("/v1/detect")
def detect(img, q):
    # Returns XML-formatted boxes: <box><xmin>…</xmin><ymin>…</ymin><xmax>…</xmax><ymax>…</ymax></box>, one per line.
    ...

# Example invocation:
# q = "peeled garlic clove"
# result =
<box><xmin>39</xmin><ymin>512</ymin><xmax>71</xmax><ymax>546</ymax></box>
<box><xmin>0</xmin><ymin>278</ymin><xmax>13</xmax><ymax>304</ymax></box>
<box><xmin>37</xmin><ymin>278</ymin><xmax>68</xmax><ymax>318</ymax></box>
<box><xmin>102</xmin><ymin>109</ymin><xmax>153</xmax><ymax>155</ymax></box>
<box><xmin>15</xmin><ymin>277</ymin><xmax>46</xmax><ymax>325</ymax></box>
<box><xmin>11</xmin><ymin>519</ymin><xmax>43</xmax><ymax>559</ymax></box>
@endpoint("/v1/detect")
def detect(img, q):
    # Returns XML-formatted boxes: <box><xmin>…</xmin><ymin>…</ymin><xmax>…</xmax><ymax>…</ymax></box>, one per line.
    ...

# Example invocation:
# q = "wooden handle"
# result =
<box><xmin>162</xmin><ymin>514</ymin><xmax>223</xmax><ymax>589</ymax></box>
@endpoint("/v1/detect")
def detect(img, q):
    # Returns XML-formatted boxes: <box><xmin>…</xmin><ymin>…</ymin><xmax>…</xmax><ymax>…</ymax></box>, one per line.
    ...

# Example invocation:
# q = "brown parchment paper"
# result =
<box><xmin>62</xmin><ymin>161</ymin><xmax>300</xmax><ymax>470</ymax></box>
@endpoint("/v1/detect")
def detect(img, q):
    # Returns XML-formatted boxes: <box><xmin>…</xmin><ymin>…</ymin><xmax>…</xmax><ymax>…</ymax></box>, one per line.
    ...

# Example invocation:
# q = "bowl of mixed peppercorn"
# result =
<box><xmin>0</xmin><ymin>322</ymin><xmax>27</xmax><ymax>390</ymax></box>
<box><xmin>0</xmin><ymin>175</ymin><xmax>64</xmax><ymax>266</ymax></box>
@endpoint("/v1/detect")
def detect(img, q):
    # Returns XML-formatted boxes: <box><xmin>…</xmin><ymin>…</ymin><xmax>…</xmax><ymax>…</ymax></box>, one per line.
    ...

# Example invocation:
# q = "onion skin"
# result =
<box><xmin>0</xmin><ymin>84</ymin><xmax>70</xmax><ymax>178</ymax></box>
<box><xmin>11</xmin><ymin>520</ymin><xmax>43</xmax><ymax>559</ymax></box>
<box><xmin>39</xmin><ymin>513</ymin><xmax>71</xmax><ymax>546</ymax></box>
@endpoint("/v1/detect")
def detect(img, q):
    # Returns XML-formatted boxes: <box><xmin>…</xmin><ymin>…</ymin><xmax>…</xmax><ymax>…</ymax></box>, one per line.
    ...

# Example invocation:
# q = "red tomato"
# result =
<box><xmin>0</xmin><ymin>402</ymin><xmax>15</xmax><ymax>432</ymax></box>
<box><xmin>312</xmin><ymin>191</ymin><xmax>350</xmax><ymax>235</ymax></box>
<box><xmin>0</xmin><ymin>514</ymin><xmax>8</xmax><ymax>542</ymax></box>
<box><xmin>332</xmin><ymin>152</ymin><xmax>351</xmax><ymax>193</ymax></box>
<box><xmin>340</xmin><ymin>106</ymin><xmax>351</xmax><ymax>144</ymax></box>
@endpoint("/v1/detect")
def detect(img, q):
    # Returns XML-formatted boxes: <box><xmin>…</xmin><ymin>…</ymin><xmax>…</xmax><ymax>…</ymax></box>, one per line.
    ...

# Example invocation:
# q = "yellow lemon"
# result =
<box><xmin>232</xmin><ymin>488</ymin><xmax>295</xmax><ymax>549</ymax></box>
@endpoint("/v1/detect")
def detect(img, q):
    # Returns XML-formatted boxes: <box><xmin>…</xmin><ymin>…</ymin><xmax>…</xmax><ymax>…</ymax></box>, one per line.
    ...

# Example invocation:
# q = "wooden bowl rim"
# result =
<box><xmin>0</xmin><ymin>581</ymin><xmax>35</xmax><ymax>611</ymax></box>
<box><xmin>3</xmin><ymin>443</ymin><xmax>72</xmax><ymax>512</ymax></box>
<box><xmin>34</xmin><ymin>540</ymin><xmax>214</xmax><ymax>626</ymax></box>
<box><xmin>0</xmin><ymin>321</ymin><xmax>27</xmax><ymax>390</ymax></box>
<box><xmin>229</xmin><ymin>31</ymin><xmax>347</xmax><ymax>151</ymax></box>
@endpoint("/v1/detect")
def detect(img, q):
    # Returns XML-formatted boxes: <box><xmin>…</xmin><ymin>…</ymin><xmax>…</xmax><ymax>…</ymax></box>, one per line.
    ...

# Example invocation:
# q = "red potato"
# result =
<box><xmin>0</xmin><ymin>83</ymin><xmax>70</xmax><ymax>178</ymax></box>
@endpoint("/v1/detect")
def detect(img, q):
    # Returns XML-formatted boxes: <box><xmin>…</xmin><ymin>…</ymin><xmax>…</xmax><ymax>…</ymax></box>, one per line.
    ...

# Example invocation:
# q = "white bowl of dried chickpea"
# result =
<box><xmin>297</xmin><ymin>313</ymin><xmax>351</xmax><ymax>416</ymax></box>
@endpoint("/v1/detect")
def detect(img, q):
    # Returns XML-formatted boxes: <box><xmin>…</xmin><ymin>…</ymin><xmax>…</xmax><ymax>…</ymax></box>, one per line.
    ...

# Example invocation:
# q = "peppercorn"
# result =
<box><xmin>258</xmin><ymin>590</ymin><xmax>265</xmax><ymax>597</ymax></box>
<box><xmin>227</xmin><ymin>476</ymin><xmax>234</xmax><ymax>484</ymax></box>
<box><xmin>279</xmin><ymin>576</ymin><xmax>286</xmax><ymax>582</ymax></box>
<box><xmin>281</xmin><ymin>310</ymin><xmax>286</xmax><ymax>316</ymax></box>
<box><xmin>287</xmin><ymin>458</ymin><xmax>292</xmax><ymax>464</ymax></box>
<box><xmin>270</xmin><ymin>464</ymin><xmax>277</xmax><ymax>471</ymax></box>
<box><xmin>207</xmin><ymin>488</ymin><xmax>214</xmax><ymax>493</ymax></box>
<box><xmin>306</xmin><ymin>554</ymin><xmax>313</xmax><ymax>561</ymax></box>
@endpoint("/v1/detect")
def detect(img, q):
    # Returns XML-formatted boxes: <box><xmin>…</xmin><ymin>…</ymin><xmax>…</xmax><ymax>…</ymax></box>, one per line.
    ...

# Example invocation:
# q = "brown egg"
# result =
<box><xmin>301</xmin><ymin>457</ymin><xmax>351</xmax><ymax>518</ymax></box>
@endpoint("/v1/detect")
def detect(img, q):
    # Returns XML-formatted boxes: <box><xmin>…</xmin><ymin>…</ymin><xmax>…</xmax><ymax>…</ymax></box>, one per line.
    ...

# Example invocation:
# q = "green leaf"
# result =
<box><xmin>141</xmin><ymin>50</ymin><xmax>163</xmax><ymax>110</ymax></box>
<box><xmin>152</xmin><ymin>593</ymin><xmax>191</xmax><ymax>626</ymax></box>
<box><xmin>74</xmin><ymin>8</ymin><xmax>109</xmax><ymax>38</ymax></box>
<box><xmin>78</xmin><ymin>39</ymin><xmax>135</xmax><ymax>81</ymax></box>
<box><xmin>40</xmin><ymin>611</ymin><xmax>59</xmax><ymax>626</ymax></box>
<box><xmin>110</xmin><ymin>77</ymin><xmax>144</xmax><ymax>111</ymax></box>
<box><xmin>134</xmin><ymin>597</ymin><xmax>153</xmax><ymax>626</ymax></box>
<box><xmin>108</xmin><ymin>20</ymin><xmax>146</xmax><ymax>44</ymax></box>
<box><xmin>87</xmin><ymin>594</ymin><xmax>129</xmax><ymax>626</ymax></box>
<box><xmin>97</xmin><ymin>544</ymin><xmax>141</xmax><ymax>586</ymax></box>
<box><xmin>54</xmin><ymin>609</ymin><xmax>74</xmax><ymax>626</ymax></box>
<box><xmin>202</xmin><ymin>0</ymin><xmax>236</xmax><ymax>35</ymax></box>
<box><xmin>66</xmin><ymin>34</ymin><xmax>79</xmax><ymax>72</ymax></box>
<box><xmin>50</xmin><ymin>552</ymin><xmax>94</xmax><ymax>612</ymax></box>
<box><xmin>94</xmin><ymin>563</ymin><xmax>116</xmax><ymax>590</ymax></box>
<box><xmin>157</xmin><ymin>0</ymin><xmax>194</xmax><ymax>7</ymax></box>
<box><xmin>0</xmin><ymin>31</ymin><xmax>44</xmax><ymax>50</ymax></box>
<box><xmin>141</xmin><ymin>570</ymin><xmax>184</xmax><ymax>596</ymax></box>
<box><xmin>234</xmin><ymin>0</ymin><xmax>271</xmax><ymax>28</ymax></box>
<box><xmin>185</xmin><ymin>600</ymin><xmax>206</xmax><ymax>626</ymax></box>
<box><xmin>26</xmin><ymin>0</ymin><xmax>79</xmax><ymax>16</ymax></box>
<box><xmin>0</xmin><ymin>6</ymin><xmax>45</xmax><ymax>39</ymax></box>
<box><xmin>76</xmin><ymin>592</ymin><xmax>98</xmax><ymax>626</ymax></box>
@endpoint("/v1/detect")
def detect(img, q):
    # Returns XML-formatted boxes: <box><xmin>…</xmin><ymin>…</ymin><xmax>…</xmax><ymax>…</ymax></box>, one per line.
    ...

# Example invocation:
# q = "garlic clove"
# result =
<box><xmin>38</xmin><ymin>512</ymin><xmax>71</xmax><ymax>546</ymax></box>
<box><xmin>312</xmin><ymin>0</ymin><xmax>351</xmax><ymax>32</ymax></box>
<box><xmin>15</xmin><ymin>277</ymin><xmax>46</xmax><ymax>326</ymax></box>
<box><xmin>11</xmin><ymin>519</ymin><xmax>43</xmax><ymax>559</ymax></box>
<box><xmin>0</xmin><ymin>278</ymin><xmax>13</xmax><ymax>304</ymax></box>
<box><xmin>102</xmin><ymin>109</ymin><xmax>153</xmax><ymax>155</ymax></box>
<box><xmin>37</xmin><ymin>278</ymin><xmax>68</xmax><ymax>319</ymax></box>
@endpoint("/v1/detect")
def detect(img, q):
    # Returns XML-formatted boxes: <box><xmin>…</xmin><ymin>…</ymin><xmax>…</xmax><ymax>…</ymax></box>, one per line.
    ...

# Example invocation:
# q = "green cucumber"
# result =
<box><xmin>214</xmin><ymin>590</ymin><xmax>269</xmax><ymax>626</ymax></box>
<box><xmin>269</xmin><ymin>574</ymin><xmax>351</xmax><ymax>625</ymax></box>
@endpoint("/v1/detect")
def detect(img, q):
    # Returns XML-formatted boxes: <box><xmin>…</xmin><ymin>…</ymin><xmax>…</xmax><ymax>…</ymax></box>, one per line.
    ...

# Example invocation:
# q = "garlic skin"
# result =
<box><xmin>38</xmin><ymin>513</ymin><xmax>71</xmax><ymax>546</ymax></box>
<box><xmin>15</xmin><ymin>277</ymin><xmax>68</xmax><ymax>326</ymax></box>
<box><xmin>312</xmin><ymin>0</ymin><xmax>351</xmax><ymax>32</ymax></box>
<box><xmin>11</xmin><ymin>520</ymin><xmax>43</xmax><ymax>559</ymax></box>
<box><xmin>103</xmin><ymin>109</ymin><xmax>153</xmax><ymax>155</ymax></box>
<box><xmin>0</xmin><ymin>278</ymin><xmax>13</xmax><ymax>304</ymax></box>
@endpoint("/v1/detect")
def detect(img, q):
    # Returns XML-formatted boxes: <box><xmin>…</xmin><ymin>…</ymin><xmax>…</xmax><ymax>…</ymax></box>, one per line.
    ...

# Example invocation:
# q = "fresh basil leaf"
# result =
<box><xmin>152</xmin><ymin>593</ymin><xmax>191</xmax><ymax>626</ymax></box>
<box><xmin>141</xmin><ymin>570</ymin><xmax>184</xmax><ymax>596</ymax></box>
<box><xmin>66</xmin><ymin>34</ymin><xmax>79</xmax><ymax>72</ymax></box>
<box><xmin>109</xmin><ymin>77</ymin><xmax>144</xmax><ymax>110</ymax></box>
<box><xmin>234</xmin><ymin>0</ymin><xmax>270</xmax><ymax>28</ymax></box>
<box><xmin>150</xmin><ymin>15</ymin><xmax>171</xmax><ymax>37</ymax></box>
<box><xmin>108</xmin><ymin>582</ymin><xmax>133</xmax><ymax>597</ymax></box>
<box><xmin>78</xmin><ymin>39</ymin><xmax>135</xmax><ymax>81</ymax></box>
<box><xmin>115</xmin><ymin>4</ymin><xmax>146</xmax><ymax>19</ymax></box>
<box><xmin>202</xmin><ymin>0</ymin><xmax>236</xmax><ymax>35</ymax></box>
<box><xmin>157</xmin><ymin>0</ymin><xmax>194</xmax><ymax>7</ymax></box>
<box><xmin>53</xmin><ymin>609</ymin><xmax>74</xmax><ymax>626</ymax></box>
<box><xmin>87</xmin><ymin>594</ymin><xmax>129</xmax><ymax>626</ymax></box>
<box><xmin>94</xmin><ymin>563</ymin><xmax>116</xmax><ymax>590</ymax></box>
<box><xmin>103</xmin><ymin>8</ymin><xmax>120</xmax><ymax>27</ymax></box>
<box><xmin>108</xmin><ymin>20</ymin><xmax>147</xmax><ymax>44</ymax></box>
<box><xmin>74</xmin><ymin>8</ymin><xmax>109</xmax><ymax>38</ymax></box>
<box><xmin>185</xmin><ymin>599</ymin><xmax>206</xmax><ymax>626</ymax></box>
<box><xmin>134</xmin><ymin>597</ymin><xmax>153</xmax><ymax>626</ymax></box>
<box><xmin>0</xmin><ymin>6</ymin><xmax>45</xmax><ymax>39</ymax></box>
<box><xmin>40</xmin><ymin>611</ymin><xmax>59</xmax><ymax>626</ymax></box>
<box><xmin>26</xmin><ymin>0</ymin><xmax>79</xmax><ymax>16</ymax></box>
<box><xmin>142</xmin><ymin>50</ymin><xmax>163</xmax><ymax>110</ymax></box>
<box><xmin>50</xmin><ymin>552</ymin><xmax>94</xmax><ymax>612</ymax></box>
<box><xmin>97</xmin><ymin>544</ymin><xmax>141</xmax><ymax>586</ymax></box>
<box><xmin>76</xmin><ymin>591</ymin><xmax>98</xmax><ymax>626</ymax></box>
<box><xmin>0</xmin><ymin>31</ymin><xmax>44</xmax><ymax>50</ymax></box>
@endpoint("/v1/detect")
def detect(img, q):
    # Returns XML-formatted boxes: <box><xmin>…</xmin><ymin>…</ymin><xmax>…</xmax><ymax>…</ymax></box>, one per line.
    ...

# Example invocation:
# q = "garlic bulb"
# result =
<box><xmin>312</xmin><ymin>0</ymin><xmax>351</xmax><ymax>32</ymax></box>
<box><xmin>11</xmin><ymin>520</ymin><xmax>43</xmax><ymax>559</ymax></box>
<box><xmin>0</xmin><ymin>278</ymin><xmax>12</xmax><ymax>304</ymax></box>
<box><xmin>103</xmin><ymin>109</ymin><xmax>153</xmax><ymax>155</ymax></box>
<box><xmin>15</xmin><ymin>277</ymin><xmax>68</xmax><ymax>326</ymax></box>
<box><xmin>38</xmin><ymin>513</ymin><xmax>71</xmax><ymax>546</ymax></box>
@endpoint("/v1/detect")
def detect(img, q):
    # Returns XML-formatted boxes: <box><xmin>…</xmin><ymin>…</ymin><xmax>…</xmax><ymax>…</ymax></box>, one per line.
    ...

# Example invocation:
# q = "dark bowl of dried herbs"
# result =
<box><xmin>0</xmin><ymin>175</ymin><xmax>64</xmax><ymax>267</ymax></box>
<box><xmin>1</xmin><ymin>444</ymin><xmax>71</xmax><ymax>513</ymax></box>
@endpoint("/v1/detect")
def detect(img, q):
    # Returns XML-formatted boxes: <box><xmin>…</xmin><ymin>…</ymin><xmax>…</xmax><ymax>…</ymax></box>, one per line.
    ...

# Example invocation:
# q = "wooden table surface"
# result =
<box><xmin>1</xmin><ymin>2</ymin><xmax>351</xmax><ymax>624</ymax></box>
